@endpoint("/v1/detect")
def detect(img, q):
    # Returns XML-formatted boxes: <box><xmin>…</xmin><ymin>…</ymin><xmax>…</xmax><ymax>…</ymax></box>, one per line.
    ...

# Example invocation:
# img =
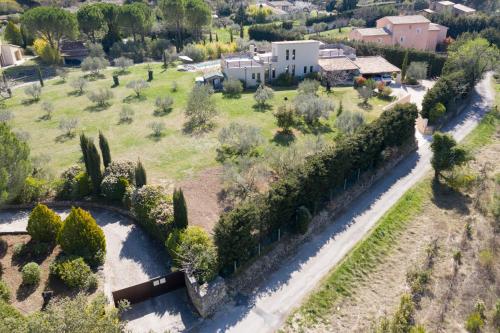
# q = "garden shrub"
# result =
<box><xmin>0</xmin><ymin>280</ymin><xmax>10</xmax><ymax>302</ymax></box>
<box><xmin>273</xmin><ymin>72</ymin><xmax>297</xmax><ymax>87</ymax></box>
<box><xmin>101</xmin><ymin>160</ymin><xmax>136</xmax><ymax>202</ymax></box>
<box><xmin>21</xmin><ymin>262</ymin><xmax>40</xmax><ymax>285</ymax></box>
<box><xmin>57</xmin><ymin>207</ymin><xmax>106</xmax><ymax>266</ymax></box>
<box><xmin>181</xmin><ymin>44</ymin><xmax>207</xmax><ymax>62</ymax></box>
<box><xmin>0</xmin><ymin>299</ymin><xmax>25</xmax><ymax>332</ymax></box>
<box><xmin>33</xmin><ymin>38</ymin><xmax>60</xmax><ymax>64</ymax></box>
<box><xmin>465</xmin><ymin>311</ymin><xmax>484</xmax><ymax>333</ymax></box>
<box><xmin>16</xmin><ymin>176</ymin><xmax>49</xmax><ymax>204</ymax></box>
<box><xmin>27</xmin><ymin>203</ymin><xmax>62</xmax><ymax>243</ymax></box>
<box><xmin>223</xmin><ymin>78</ymin><xmax>243</xmax><ymax>97</ymax></box>
<box><xmin>429</xmin><ymin>102</ymin><xmax>446</xmax><ymax>124</ymax></box>
<box><xmin>165</xmin><ymin>228</ymin><xmax>182</xmax><ymax>264</ymax></box>
<box><xmin>215</xmin><ymin>104</ymin><xmax>418</xmax><ymax>270</ymax></box>
<box><xmin>130</xmin><ymin>185</ymin><xmax>174</xmax><ymax>242</ymax></box>
<box><xmin>57</xmin><ymin>166</ymin><xmax>92</xmax><ymax>200</ymax></box>
<box><xmin>305</xmin><ymin>14</ymin><xmax>336</xmax><ymax>26</ymax></box>
<box><xmin>50</xmin><ymin>256</ymin><xmax>94</xmax><ymax>290</ymax></box>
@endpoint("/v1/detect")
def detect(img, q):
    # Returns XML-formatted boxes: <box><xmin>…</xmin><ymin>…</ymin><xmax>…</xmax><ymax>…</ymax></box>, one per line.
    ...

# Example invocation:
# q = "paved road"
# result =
<box><xmin>191</xmin><ymin>74</ymin><xmax>495</xmax><ymax>333</ymax></box>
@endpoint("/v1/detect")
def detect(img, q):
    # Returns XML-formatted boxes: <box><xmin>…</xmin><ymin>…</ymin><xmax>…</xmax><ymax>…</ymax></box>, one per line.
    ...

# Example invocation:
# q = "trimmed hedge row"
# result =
<box><xmin>214</xmin><ymin>104</ymin><xmax>418</xmax><ymax>269</ymax></box>
<box><xmin>305</xmin><ymin>14</ymin><xmax>336</xmax><ymax>27</ymax></box>
<box><xmin>323</xmin><ymin>38</ymin><xmax>447</xmax><ymax>77</ymax></box>
<box><xmin>248</xmin><ymin>23</ymin><xmax>303</xmax><ymax>41</ymax></box>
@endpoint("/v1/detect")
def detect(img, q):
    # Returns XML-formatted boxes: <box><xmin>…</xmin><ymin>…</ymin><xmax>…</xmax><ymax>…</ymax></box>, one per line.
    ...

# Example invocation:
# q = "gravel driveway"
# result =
<box><xmin>0</xmin><ymin>208</ymin><xmax>169</xmax><ymax>297</ymax></box>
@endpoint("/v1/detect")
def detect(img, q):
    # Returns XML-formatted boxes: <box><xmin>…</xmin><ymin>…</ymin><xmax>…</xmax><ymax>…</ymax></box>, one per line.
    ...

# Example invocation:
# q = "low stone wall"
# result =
<box><xmin>226</xmin><ymin>141</ymin><xmax>418</xmax><ymax>294</ymax></box>
<box><xmin>382</xmin><ymin>93</ymin><xmax>411</xmax><ymax>111</ymax></box>
<box><xmin>185</xmin><ymin>274</ymin><xmax>228</xmax><ymax>318</ymax></box>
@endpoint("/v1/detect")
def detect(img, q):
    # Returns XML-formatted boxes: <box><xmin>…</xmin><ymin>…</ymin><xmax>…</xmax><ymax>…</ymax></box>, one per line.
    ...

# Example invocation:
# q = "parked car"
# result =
<box><xmin>373</xmin><ymin>74</ymin><xmax>393</xmax><ymax>85</ymax></box>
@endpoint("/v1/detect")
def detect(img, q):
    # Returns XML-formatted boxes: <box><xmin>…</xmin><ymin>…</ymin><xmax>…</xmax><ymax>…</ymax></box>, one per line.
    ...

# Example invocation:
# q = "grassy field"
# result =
<box><xmin>5</xmin><ymin>63</ymin><xmax>390</xmax><ymax>185</ymax></box>
<box><xmin>306</xmin><ymin>26</ymin><xmax>352</xmax><ymax>40</ymax></box>
<box><xmin>283</xmin><ymin>81</ymin><xmax>500</xmax><ymax>331</ymax></box>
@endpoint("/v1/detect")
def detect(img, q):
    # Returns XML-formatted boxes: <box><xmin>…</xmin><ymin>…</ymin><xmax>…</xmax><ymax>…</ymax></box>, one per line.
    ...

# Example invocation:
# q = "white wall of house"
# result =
<box><xmin>270</xmin><ymin>40</ymin><xmax>320</xmax><ymax>78</ymax></box>
<box><xmin>223</xmin><ymin>66</ymin><xmax>265</xmax><ymax>87</ymax></box>
<box><xmin>0</xmin><ymin>45</ymin><xmax>23</xmax><ymax>67</ymax></box>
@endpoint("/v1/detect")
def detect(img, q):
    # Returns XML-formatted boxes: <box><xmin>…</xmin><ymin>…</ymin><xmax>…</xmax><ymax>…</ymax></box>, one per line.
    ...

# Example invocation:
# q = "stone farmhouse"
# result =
<box><xmin>349</xmin><ymin>15</ymin><xmax>448</xmax><ymax>51</ymax></box>
<box><xmin>0</xmin><ymin>44</ymin><xmax>23</xmax><ymax>68</ymax></box>
<box><xmin>220</xmin><ymin>40</ymin><xmax>400</xmax><ymax>87</ymax></box>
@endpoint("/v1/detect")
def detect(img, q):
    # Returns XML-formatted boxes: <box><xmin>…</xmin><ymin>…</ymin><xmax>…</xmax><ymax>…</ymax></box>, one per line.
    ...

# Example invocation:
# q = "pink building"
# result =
<box><xmin>349</xmin><ymin>15</ymin><xmax>448</xmax><ymax>51</ymax></box>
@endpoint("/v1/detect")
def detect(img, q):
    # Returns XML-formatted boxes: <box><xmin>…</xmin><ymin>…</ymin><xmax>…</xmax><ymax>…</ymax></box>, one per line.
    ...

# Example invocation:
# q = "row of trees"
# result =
<box><xmin>421</xmin><ymin>37</ymin><xmax>499</xmax><ymax>124</ymax></box>
<box><xmin>214</xmin><ymin>103</ymin><xmax>418</xmax><ymax>270</ymax></box>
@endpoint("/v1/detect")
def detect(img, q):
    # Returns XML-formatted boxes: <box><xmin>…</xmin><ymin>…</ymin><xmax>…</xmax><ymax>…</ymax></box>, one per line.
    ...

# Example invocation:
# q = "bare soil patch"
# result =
<box><xmin>178</xmin><ymin>167</ymin><xmax>224</xmax><ymax>233</ymax></box>
<box><xmin>314</xmin><ymin>141</ymin><xmax>500</xmax><ymax>332</ymax></box>
<box><xmin>0</xmin><ymin>235</ymin><xmax>101</xmax><ymax>314</ymax></box>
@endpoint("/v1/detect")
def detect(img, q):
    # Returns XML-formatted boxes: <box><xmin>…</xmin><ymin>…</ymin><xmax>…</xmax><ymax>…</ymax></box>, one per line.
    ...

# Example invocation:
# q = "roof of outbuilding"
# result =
<box><xmin>383</xmin><ymin>15</ymin><xmax>430</xmax><ymax>25</ymax></box>
<box><xmin>318</xmin><ymin>57</ymin><xmax>359</xmax><ymax>72</ymax></box>
<box><xmin>353</xmin><ymin>56</ymin><xmax>401</xmax><ymax>74</ymax></box>
<box><xmin>453</xmin><ymin>3</ymin><xmax>475</xmax><ymax>12</ymax></box>
<box><xmin>438</xmin><ymin>1</ymin><xmax>455</xmax><ymax>5</ymax></box>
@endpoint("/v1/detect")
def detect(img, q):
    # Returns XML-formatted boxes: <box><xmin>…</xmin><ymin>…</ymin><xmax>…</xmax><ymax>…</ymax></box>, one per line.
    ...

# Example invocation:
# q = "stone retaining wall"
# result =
<box><xmin>185</xmin><ymin>274</ymin><xmax>228</xmax><ymax>318</ymax></box>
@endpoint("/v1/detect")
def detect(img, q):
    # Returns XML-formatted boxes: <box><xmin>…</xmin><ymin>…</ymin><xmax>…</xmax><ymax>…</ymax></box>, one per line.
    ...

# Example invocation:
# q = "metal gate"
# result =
<box><xmin>111</xmin><ymin>271</ymin><xmax>185</xmax><ymax>306</ymax></box>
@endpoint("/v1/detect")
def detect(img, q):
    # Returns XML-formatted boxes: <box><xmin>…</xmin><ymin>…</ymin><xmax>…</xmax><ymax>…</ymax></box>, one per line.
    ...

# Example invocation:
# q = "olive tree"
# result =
<box><xmin>294</xmin><ymin>93</ymin><xmax>334</xmax><ymax>125</ymax></box>
<box><xmin>406</xmin><ymin>61</ymin><xmax>428</xmax><ymax>82</ymax></box>
<box><xmin>59</xmin><ymin>118</ymin><xmax>78</xmax><ymax>137</ymax></box>
<box><xmin>253</xmin><ymin>84</ymin><xmax>274</xmax><ymax>109</ymax></box>
<box><xmin>335</xmin><ymin>110</ymin><xmax>365</xmax><ymax>135</ymax></box>
<box><xmin>81</xmin><ymin>56</ymin><xmax>109</xmax><ymax>76</ymax></box>
<box><xmin>114</xmin><ymin>56</ymin><xmax>133</xmax><ymax>73</ymax></box>
<box><xmin>217</xmin><ymin>123</ymin><xmax>263</xmax><ymax>159</ymax></box>
<box><xmin>41</xmin><ymin>101</ymin><xmax>54</xmax><ymax>120</ymax></box>
<box><xmin>184</xmin><ymin>85</ymin><xmax>217</xmax><ymax>132</ymax></box>
<box><xmin>87</xmin><ymin>88</ymin><xmax>113</xmax><ymax>107</ymax></box>
<box><xmin>357</xmin><ymin>86</ymin><xmax>373</xmax><ymax>106</ymax></box>
<box><xmin>149</xmin><ymin>121</ymin><xmax>165</xmax><ymax>137</ymax></box>
<box><xmin>70</xmin><ymin>77</ymin><xmax>88</xmax><ymax>95</ymax></box>
<box><xmin>119</xmin><ymin>105</ymin><xmax>135</xmax><ymax>123</ymax></box>
<box><xmin>155</xmin><ymin>96</ymin><xmax>173</xmax><ymax>114</ymax></box>
<box><xmin>24</xmin><ymin>83</ymin><xmax>42</xmax><ymax>102</ymax></box>
<box><xmin>126</xmin><ymin>79</ymin><xmax>149</xmax><ymax>98</ymax></box>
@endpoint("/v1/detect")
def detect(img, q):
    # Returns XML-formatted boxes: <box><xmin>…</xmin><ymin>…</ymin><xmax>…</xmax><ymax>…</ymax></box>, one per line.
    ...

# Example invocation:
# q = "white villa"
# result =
<box><xmin>220</xmin><ymin>40</ymin><xmax>400</xmax><ymax>87</ymax></box>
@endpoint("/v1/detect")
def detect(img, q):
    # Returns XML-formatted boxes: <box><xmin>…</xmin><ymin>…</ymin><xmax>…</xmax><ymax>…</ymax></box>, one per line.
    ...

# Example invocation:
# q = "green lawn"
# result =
<box><xmin>209</xmin><ymin>26</ymin><xmax>250</xmax><ymax>43</ymax></box>
<box><xmin>6</xmin><ymin>63</ymin><xmax>389</xmax><ymax>184</ymax></box>
<box><xmin>307</xmin><ymin>27</ymin><xmax>353</xmax><ymax>40</ymax></box>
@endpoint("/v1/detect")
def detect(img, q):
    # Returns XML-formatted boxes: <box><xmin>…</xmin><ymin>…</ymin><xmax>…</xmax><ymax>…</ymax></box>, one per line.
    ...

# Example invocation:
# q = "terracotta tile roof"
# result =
<box><xmin>384</xmin><ymin>15</ymin><xmax>430</xmax><ymax>25</ymax></box>
<box><xmin>352</xmin><ymin>56</ymin><xmax>401</xmax><ymax>74</ymax></box>
<box><xmin>318</xmin><ymin>57</ymin><xmax>359</xmax><ymax>72</ymax></box>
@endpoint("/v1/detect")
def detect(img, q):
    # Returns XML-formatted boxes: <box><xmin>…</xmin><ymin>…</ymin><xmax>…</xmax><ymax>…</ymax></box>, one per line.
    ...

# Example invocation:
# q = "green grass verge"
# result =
<box><xmin>285</xmin><ymin>180</ymin><xmax>432</xmax><ymax>329</ymax></box>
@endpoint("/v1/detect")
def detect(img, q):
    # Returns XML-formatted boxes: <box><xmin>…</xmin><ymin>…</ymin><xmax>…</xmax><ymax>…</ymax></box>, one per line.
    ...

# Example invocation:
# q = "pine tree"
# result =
<box><xmin>80</xmin><ymin>133</ymin><xmax>90</xmax><ymax>173</ymax></box>
<box><xmin>87</xmin><ymin>140</ymin><xmax>102</xmax><ymax>194</ymax></box>
<box><xmin>135</xmin><ymin>160</ymin><xmax>147</xmax><ymax>187</ymax></box>
<box><xmin>401</xmin><ymin>50</ymin><xmax>409</xmax><ymax>81</ymax></box>
<box><xmin>98</xmin><ymin>131</ymin><xmax>111</xmax><ymax>168</ymax></box>
<box><xmin>173</xmin><ymin>188</ymin><xmax>188</xmax><ymax>229</ymax></box>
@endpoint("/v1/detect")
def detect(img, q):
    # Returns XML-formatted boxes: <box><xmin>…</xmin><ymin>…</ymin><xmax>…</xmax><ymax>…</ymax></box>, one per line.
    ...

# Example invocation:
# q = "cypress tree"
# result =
<box><xmin>173</xmin><ymin>188</ymin><xmax>188</xmax><ymax>229</ymax></box>
<box><xmin>401</xmin><ymin>50</ymin><xmax>409</xmax><ymax>81</ymax></box>
<box><xmin>87</xmin><ymin>140</ymin><xmax>102</xmax><ymax>194</ymax></box>
<box><xmin>98</xmin><ymin>131</ymin><xmax>111</xmax><ymax>168</ymax></box>
<box><xmin>135</xmin><ymin>160</ymin><xmax>147</xmax><ymax>187</ymax></box>
<box><xmin>209</xmin><ymin>31</ymin><xmax>213</xmax><ymax>43</ymax></box>
<box><xmin>80</xmin><ymin>133</ymin><xmax>90</xmax><ymax>173</ymax></box>
<box><xmin>215</xmin><ymin>33</ymin><xmax>219</xmax><ymax>42</ymax></box>
<box><xmin>230</xmin><ymin>29</ymin><xmax>233</xmax><ymax>43</ymax></box>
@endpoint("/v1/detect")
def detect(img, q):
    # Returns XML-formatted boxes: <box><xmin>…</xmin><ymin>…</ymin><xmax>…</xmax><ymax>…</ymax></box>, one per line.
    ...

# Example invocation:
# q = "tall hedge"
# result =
<box><xmin>248</xmin><ymin>23</ymin><xmax>303</xmax><ymax>41</ymax></box>
<box><xmin>27</xmin><ymin>204</ymin><xmax>62</xmax><ymax>243</ymax></box>
<box><xmin>173</xmin><ymin>188</ymin><xmax>188</xmax><ymax>229</ymax></box>
<box><xmin>57</xmin><ymin>207</ymin><xmax>106</xmax><ymax>266</ymax></box>
<box><xmin>324</xmin><ymin>38</ymin><xmax>446</xmax><ymax>77</ymax></box>
<box><xmin>214</xmin><ymin>104</ymin><xmax>418</xmax><ymax>269</ymax></box>
<box><xmin>429</xmin><ymin>13</ymin><xmax>500</xmax><ymax>39</ymax></box>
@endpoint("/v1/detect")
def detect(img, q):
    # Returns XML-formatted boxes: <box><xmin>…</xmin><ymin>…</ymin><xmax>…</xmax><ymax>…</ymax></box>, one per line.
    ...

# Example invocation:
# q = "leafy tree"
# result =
<box><xmin>70</xmin><ymin>77</ymin><xmax>88</xmax><ymax>95</ymax></box>
<box><xmin>185</xmin><ymin>0</ymin><xmax>211</xmax><ymax>40</ymax></box>
<box><xmin>0</xmin><ymin>123</ymin><xmax>30</xmax><ymax>204</ymax></box>
<box><xmin>159</xmin><ymin>0</ymin><xmax>185</xmax><ymax>48</ymax></box>
<box><xmin>431</xmin><ymin>132</ymin><xmax>469</xmax><ymax>179</ymax></box>
<box><xmin>184</xmin><ymin>85</ymin><xmax>217</xmax><ymax>132</ymax></box>
<box><xmin>114</xmin><ymin>56</ymin><xmax>133</xmax><ymax>73</ymax></box>
<box><xmin>134</xmin><ymin>160</ymin><xmax>147</xmax><ymax>187</ymax></box>
<box><xmin>77</xmin><ymin>5</ymin><xmax>106</xmax><ymax>42</ymax></box>
<box><xmin>27</xmin><ymin>203</ymin><xmax>62</xmax><ymax>243</ymax></box>
<box><xmin>401</xmin><ymin>49</ymin><xmax>409</xmax><ymax>80</ymax></box>
<box><xmin>335</xmin><ymin>110</ymin><xmax>365</xmax><ymax>135</ymax></box>
<box><xmin>87</xmin><ymin>88</ymin><xmax>113</xmax><ymax>107</ymax></box>
<box><xmin>87</xmin><ymin>43</ymin><xmax>105</xmax><ymax>58</ymax></box>
<box><xmin>126</xmin><ymin>79</ymin><xmax>149</xmax><ymax>98</ymax></box>
<box><xmin>94</xmin><ymin>3</ymin><xmax>121</xmax><ymax>52</ymax></box>
<box><xmin>223</xmin><ymin>78</ymin><xmax>243</xmax><ymax>97</ymax></box>
<box><xmin>253</xmin><ymin>84</ymin><xmax>274</xmax><ymax>109</ymax></box>
<box><xmin>4</xmin><ymin>21</ymin><xmax>23</xmax><ymax>46</ymax></box>
<box><xmin>119</xmin><ymin>2</ymin><xmax>153</xmax><ymax>42</ymax></box>
<box><xmin>429</xmin><ymin>102</ymin><xmax>446</xmax><ymax>124</ymax></box>
<box><xmin>443</xmin><ymin>37</ymin><xmax>499</xmax><ymax>88</ymax></box>
<box><xmin>58</xmin><ymin>207</ymin><xmax>106</xmax><ymax>265</ymax></box>
<box><xmin>58</xmin><ymin>118</ymin><xmax>78</xmax><ymax>137</ymax></box>
<box><xmin>234</xmin><ymin>4</ymin><xmax>247</xmax><ymax>26</ymax></box>
<box><xmin>406</xmin><ymin>61</ymin><xmax>428</xmax><ymax>82</ymax></box>
<box><xmin>173</xmin><ymin>188</ymin><xmax>188</xmax><ymax>229</ymax></box>
<box><xmin>155</xmin><ymin>96</ymin><xmax>173</xmax><ymax>114</ymax></box>
<box><xmin>21</xmin><ymin>7</ymin><xmax>77</xmax><ymax>50</ymax></box>
<box><xmin>98</xmin><ymin>131</ymin><xmax>111</xmax><ymax>168</ymax></box>
<box><xmin>217</xmin><ymin>123</ymin><xmax>263</xmax><ymax>159</ymax></box>
<box><xmin>0</xmin><ymin>110</ymin><xmax>13</xmax><ymax>123</ymax></box>
<box><xmin>81</xmin><ymin>57</ymin><xmax>109</xmax><ymax>76</ymax></box>
<box><xmin>25</xmin><ymin>293</ymin><xmax>127</xmax><ymax>332</ymax></box>
<box><xmin>24</xmin><ymin>83</ymin><xmax>42</xmax><ymax>101</ymax></box>
<box><xmin>274</xmin><ymin>102</ymin><xmax>295</xmax><ymax>134</ymax></box>
<box><xmin>298</xmin><ymin>79</ymin><xmax>320</xmax><ymax>95</ymax></box>
<box><xmin>312</xmin><ymin>22</ymin><xmax>328</xmax><ymax>35</ymax></box>
<box><xmin>292</xmin><ymin>206</ymin><xmax>311</xmax><ymax>234</ymax></box>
